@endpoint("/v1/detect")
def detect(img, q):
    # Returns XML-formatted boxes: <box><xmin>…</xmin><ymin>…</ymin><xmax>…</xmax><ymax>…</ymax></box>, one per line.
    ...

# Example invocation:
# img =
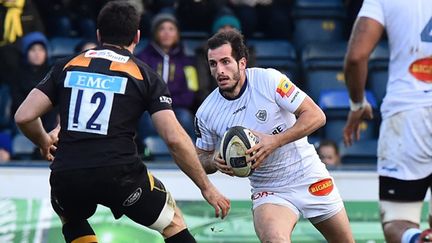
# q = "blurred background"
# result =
<box><xmin>0</xmin><ymin>0</ymin><xmax>427</xmax><ymax>242</ymax></box>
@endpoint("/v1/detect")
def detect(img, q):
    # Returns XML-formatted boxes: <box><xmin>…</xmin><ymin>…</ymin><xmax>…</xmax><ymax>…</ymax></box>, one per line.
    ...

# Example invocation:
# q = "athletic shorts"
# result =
<box><xmin>251</xmin><ymin>159</ymin><xmax>344</xmax><ymax>223</ymax></box>
<box><xmin>379</xmin><ymin>174</ymin><xmax>432</xmax><ymax>201</ymax></box>
<box><xmin>378</xmin><ymin>106</ymin><xmax>432</xmax><ymax>180</ymax></box>
<box><xmin>50</xmin><ymin>161</ymin><xmax>174</xmax><ymax>230</ymax></box>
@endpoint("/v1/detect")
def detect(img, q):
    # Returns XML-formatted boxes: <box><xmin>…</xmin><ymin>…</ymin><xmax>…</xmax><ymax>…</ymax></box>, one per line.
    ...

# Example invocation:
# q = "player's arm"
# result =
<box><xmin>151</xmin><ymin>110</ymin><xmax>230</xmax><ymax>218</ymax></box>
<box><xmin>343</xmin><ymin>16</ymin><xmax>383</xmax><ymax>146</ymax></box>
<box><xmin>248</xmin><ymin>96</ymin><xmax>326</xmax><ymax>168</ymax></box>
<box><xmin>196</xmin><ymin>148</ymin><xmax>217</xmax><ymax>174</ymax></box>
<box><xmin>14</xmin><ymin>88</ymin><xmax>56</xmax><ymax>161</ymax></box>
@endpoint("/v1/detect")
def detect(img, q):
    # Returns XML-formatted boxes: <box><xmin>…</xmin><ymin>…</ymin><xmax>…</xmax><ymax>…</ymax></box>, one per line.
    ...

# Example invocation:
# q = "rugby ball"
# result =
<box><xmin>220</xmin><ymin>126</ymin><xmax>259</xmax><ymax>177</ymax></box>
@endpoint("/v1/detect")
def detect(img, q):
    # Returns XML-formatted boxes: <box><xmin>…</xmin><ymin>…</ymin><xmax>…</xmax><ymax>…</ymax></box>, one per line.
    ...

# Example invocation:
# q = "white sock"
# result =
<box><xmin>401</xmin><ymin>228</ymin><xmax>421</xmax><ymax>243</ymax></box>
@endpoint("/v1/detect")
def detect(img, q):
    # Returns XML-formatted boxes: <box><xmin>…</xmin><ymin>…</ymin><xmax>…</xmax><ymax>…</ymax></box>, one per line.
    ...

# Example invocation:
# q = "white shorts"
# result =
<box><xmin>378</xmin><ymin>106</ymin><xmax>432</xmax><ymax>180</ymax></box>
<box><xmin>251</xmin><ymin>159</ymin><xmax>344</xmax><ymax>223</ymax></box>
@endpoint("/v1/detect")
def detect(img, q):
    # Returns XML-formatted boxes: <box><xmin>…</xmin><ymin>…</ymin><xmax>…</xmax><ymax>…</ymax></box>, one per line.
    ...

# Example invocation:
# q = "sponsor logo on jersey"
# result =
<box><xmin>409</xmin><ymin>57</ymin><xmax>432</xmax><ymax>83</ymax></box>
<box><xmin>276</xmin><ymin>78</ymin><xmax>295</xmax><ymax>98</ymax></box>
<box><xmin>255</xmin><ymin>110</ymin><xmax>267</xmax><ymax>122</ymax></box>
<box><xmin>290</xmin><ymin>91</ymin><xmax>300</xmax><ymax>103</ymax></box>
<box><xmin>123</xmin><ymin>187</ymin><xmax>142</xmax><ymax>206</ymax></box>
<box><xmin>232</xmin><ymin>105</ymin><xmax>246</xmax><ymax>115</ymax></box>
<box><xmin>159</xmin><ymin>96</ymin><xmax>172</xmax><ymax>104</ymax></box>
<box><xmin>65</xmin><ymin>71</ymin><xmax>128</xmax><ymax>93</ymax></box>
<box><xmin>308</xmin><ymin>178</ymin><xmax>333</xmax><ymax>196</ymax></box>
<box><xmin>85</xmin><ymin>49</ymin><xmax>129</xmax><ymax>63</ymax></box>
<box><xmin>251</xmin><ymin>191</ymin><xmax>274</xmax><ymax>200</ymax></box>
<box><xmin>271</xmin><ymin>124</ymin><xmax>286</xmax><ymax>135</ymax></box>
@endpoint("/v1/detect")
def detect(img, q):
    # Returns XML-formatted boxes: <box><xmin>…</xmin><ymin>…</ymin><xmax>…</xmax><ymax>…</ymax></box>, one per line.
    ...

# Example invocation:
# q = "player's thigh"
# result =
<box><xmin>50</xmin><ymin>171</ymin><xmax>98</xmax><ymax>222</ymax></box>
<box><xmin>253</xmin><ymin>203</ymin><xmax>299</xmax><ymax>243</ymax></box>
<box><xmin>379</xmin><ymin>175</ymin><xmax>431</xmax><ymax>225</ymax></box>
<box><xmin>311</xmin><ymin>207</ymin><xmax>354</xmax><ymax>243</ymax></box>
<box><xmin>110</xmin><ymin>164</ymin><xmax>178</xmax><ymax>234</ymax></box>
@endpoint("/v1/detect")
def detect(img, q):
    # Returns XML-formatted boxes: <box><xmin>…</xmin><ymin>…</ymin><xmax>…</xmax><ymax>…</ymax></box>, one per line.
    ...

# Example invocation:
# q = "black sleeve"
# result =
<box><xmin>35</xmin><ymin>61</ymin><xmax>63</xmax><ymax>106</ymax></box>
<box><xmin>145</xmin><ymin>69</ymin><xmax>173</xmax><ymax>115</ymax></box>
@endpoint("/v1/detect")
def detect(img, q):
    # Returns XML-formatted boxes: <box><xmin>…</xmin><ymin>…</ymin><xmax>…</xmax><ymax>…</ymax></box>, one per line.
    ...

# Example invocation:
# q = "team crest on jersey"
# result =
<box><xmin>85</xmin><ymin>49</ymin><xmax>129</xmax><ymax>63</ymax></box>
<box><xmin>255</xmin><ymin>110</ymin><xmax>267</xmax><ymax>122</ymax></box>
<box><xmin>409</xmin><ymin>57</ymin><xmax>432</xmax><ymax>83</ymax></box>
<box><xmin>308</xmin><ymin>178</ymin><xmax>333</xmax><ymax>196</ymax></box>
<box><xmin>123</xmin><ymin>187</ymin><xmax>142</xmax><ymax>206</ymax></box>
<box><xmin>276</xmin><ymin>77</ymin><xmax>295</xmax><ymax>98</ymax></box>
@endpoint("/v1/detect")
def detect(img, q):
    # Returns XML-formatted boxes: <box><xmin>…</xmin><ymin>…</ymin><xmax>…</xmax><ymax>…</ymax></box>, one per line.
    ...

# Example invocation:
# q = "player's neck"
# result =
<box><xmin>221</xmin><ymin>76</ymin><xmax>247</xmax><ymax>100</ymax></box>
<box><xmin>102</xmin><ymin>43</ymin><xmax>135</xmax><ymax>54</ymax></box>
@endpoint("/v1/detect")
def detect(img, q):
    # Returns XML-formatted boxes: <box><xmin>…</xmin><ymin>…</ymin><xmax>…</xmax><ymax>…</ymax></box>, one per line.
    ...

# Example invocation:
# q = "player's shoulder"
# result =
<box><xmin>246</xmin><ymin>67</ymin><xmax>284</xmax><ymax>82</ymax></box>
<box><xmin>196</xmin><ymin>88</ymin><xmax>222</xmax><ymax>117</ymax></box>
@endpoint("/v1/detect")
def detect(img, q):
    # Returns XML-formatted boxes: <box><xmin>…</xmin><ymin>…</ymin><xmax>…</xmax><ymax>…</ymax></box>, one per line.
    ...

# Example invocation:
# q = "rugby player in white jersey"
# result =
<box><xmin>194</xmin><ymin>30</ymin><xmax>354</xmax><ymax>243</ymax></box>
<box><xmin>343</xmin><ymin>0</ymin><xmax>432</xmax><ymax>242</ymax></box>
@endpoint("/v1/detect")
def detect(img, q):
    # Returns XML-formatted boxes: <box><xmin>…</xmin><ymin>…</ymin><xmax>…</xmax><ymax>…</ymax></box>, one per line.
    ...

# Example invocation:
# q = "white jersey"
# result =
<box><xmin>195</xmin><ymin>68</ymin><xmax>319</xmax><ymax>189</ymax></box>
<box><xmin>358</xmin><ymin>0</ymin><xmax>432</xmax><ymax>119</ymax></box>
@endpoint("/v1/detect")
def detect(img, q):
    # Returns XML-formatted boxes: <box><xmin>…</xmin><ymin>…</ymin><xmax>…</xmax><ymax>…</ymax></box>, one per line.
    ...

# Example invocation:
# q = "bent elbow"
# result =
<box><xmin>345</xmin><ymin>51</ymin><xmax>368</xmax><ymax>67</ymax></box>
<box><xmin>318</xmin><ymin>111</ymin><xmax>326</xmax><ymax>128</ymax></box>
<box><xmin>14</xmin><ymin>109</ymin><xmax>29</xmax><ymax>125</ymax></box>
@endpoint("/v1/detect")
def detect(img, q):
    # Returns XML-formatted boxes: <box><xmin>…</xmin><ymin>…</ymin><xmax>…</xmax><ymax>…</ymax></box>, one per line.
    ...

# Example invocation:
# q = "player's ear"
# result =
<box><xmin>133</xmin><ymin>30</ymin><xmax>140</xmax><ymax>45</ymax></box>
<box><xmin>239</xmin><ymin>57</ymin><xmax>247</xmax><ymax>71</ymax></box>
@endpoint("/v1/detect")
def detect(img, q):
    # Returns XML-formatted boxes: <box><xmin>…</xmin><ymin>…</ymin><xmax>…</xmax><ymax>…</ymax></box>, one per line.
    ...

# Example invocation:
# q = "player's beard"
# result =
<box><xmin>220</xmin><ymin>67</ymin><xmax>241</xmax><ymax>95</ymax></box>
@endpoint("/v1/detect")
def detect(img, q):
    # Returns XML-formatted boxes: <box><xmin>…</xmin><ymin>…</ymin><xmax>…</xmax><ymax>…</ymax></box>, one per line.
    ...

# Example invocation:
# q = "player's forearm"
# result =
<box><xmin>344</xmin><ymin>56</ymin><xmax>368</xmax><ymax>102</ymax></box>
<box><xmin>15</xmin><ymin>118</ymin><xmax>51</xmax><ymax>149</ymax></box>
<box><xmin>276</xmin><ymin>103</ymin><xmax>326</xmax><ymax>146</ymax></box>
<box><xmin>196</xmin><ymin>148</ymin><xmax>218</xmax><ymax>174</ymax></box>
<box><xmin>168</xmin><ymin>132</ymin><xmax>212</xmax><ymax>191</ymax></box>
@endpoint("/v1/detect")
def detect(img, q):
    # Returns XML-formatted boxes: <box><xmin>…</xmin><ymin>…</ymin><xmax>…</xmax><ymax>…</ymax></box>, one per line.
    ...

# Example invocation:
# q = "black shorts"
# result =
<box><xmin>379</xmin><ymin>174</ymin><xmax>432</xmax><ymax>201</ymax></box>
<box><xmin>50</xmin><ymin>162</ymin><xmax>169</xmax><ymax>227</ymax></box>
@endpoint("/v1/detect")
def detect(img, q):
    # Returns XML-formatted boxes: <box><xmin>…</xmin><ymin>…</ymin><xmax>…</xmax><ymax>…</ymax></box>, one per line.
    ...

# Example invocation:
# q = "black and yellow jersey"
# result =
<box><xmin>37</xmin><ymin>45</ymin><xmax>172</xmax><ymax>172</ymax></box>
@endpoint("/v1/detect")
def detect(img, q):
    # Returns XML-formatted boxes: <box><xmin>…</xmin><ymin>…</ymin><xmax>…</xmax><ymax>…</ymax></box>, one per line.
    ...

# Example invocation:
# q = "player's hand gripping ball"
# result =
<box><xmin>220</xmin><ymin>126</ymin><xmax>259</xmax><ymax>177</ymax></box>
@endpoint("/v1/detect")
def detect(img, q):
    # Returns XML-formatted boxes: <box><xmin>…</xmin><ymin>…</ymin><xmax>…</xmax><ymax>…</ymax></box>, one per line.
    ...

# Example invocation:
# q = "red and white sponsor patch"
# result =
<box><xmin>409</xmin><ymin>57</ymin><xmax>432</xmax><ymax>83</ymax></box>
<box><xmin>308</xmin><ymin>178</ymin><xmax>334</xmax><ymax>196</ymax></box>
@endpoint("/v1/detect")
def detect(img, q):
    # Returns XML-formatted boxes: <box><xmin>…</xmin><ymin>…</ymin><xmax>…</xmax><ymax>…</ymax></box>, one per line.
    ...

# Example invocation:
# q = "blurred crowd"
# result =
<box><xmin>0</xmin><ymin>0</ymin><xmax>367</xmax><ymax>166</ymax></box>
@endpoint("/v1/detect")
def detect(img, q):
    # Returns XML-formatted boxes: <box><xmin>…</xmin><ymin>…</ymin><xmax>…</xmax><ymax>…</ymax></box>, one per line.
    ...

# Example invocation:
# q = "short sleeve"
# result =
<box><xmin>36</xmin><ymin>63</ymin><xmax>62</xmax><ymax>106</ymax></box>
<box><xmin>194</xmin><ymin>114</ymin><xmax>218</xmax><ymax>151</ymax></box>
<box><xmin>272</xmin><ymin>73</ymin><xmax>307</xmax><ymax>113</ymax></box>
<box><xmin>357</xmin><ymin>0</ymin><xmax>385</xmax><ymax>26</ymax></box>
<box><xmin>145</xmin><ymin>70</ymin><xmax>173</xmax><ymax>114</ymax></box>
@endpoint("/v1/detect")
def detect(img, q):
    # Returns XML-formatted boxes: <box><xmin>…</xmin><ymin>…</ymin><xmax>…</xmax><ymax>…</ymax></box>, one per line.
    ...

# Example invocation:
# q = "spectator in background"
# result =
<box><xmin>317</xmin><ymin>139</ymin><xmax>341</xmax><ymax>167</ymax></box>
<box><xmin>137</xmin><ymin>13</ymin><xmax>198</xmax><ymax>139</ymax></box>
<box><xmin>0</xmin><ymin>132</ymin><xmax>11</xmax><ymax>163</ymax></box>
<box><xmin>228</xmin><ymin>0</ymin><xmax>292</xmax><ymax>39</ymax></box>
<box><xmin>74</xmin><ymin>39</ymin><xmax>97</xmax><ymax>53</ymax></box>
<box><xmin>10</xmin><ymin>32</ymin><xmax>57</xmax><ymax>133</ymax></box>
<box><xmin>0</xmin><ymin>0</ymin><xmax>45</xmax><ymax>86</ymax></box>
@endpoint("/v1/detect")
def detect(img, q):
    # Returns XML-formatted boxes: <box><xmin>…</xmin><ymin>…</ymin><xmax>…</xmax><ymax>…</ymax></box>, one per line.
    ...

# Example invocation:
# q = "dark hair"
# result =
<box><xmin>207</xmin><ymin>29</ymin><xmax>249</xmax><ymax>62</ymax></box>
<box><xmin>317</xmin><ymin>139</ymin><xmax>339</xmax><ymax>155</ymax></box>
<box><xmin>97</xmin><ymin>1</ymin><xmax>140</xmax><ymax>46</ymax></box>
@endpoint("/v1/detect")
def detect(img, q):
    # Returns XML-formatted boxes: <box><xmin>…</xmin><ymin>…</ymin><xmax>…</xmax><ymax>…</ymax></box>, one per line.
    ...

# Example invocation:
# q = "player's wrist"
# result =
<box><xmin>349</xmin><ymin>96</ymin><xmax>367</xmax><ymax>112</ymax></box>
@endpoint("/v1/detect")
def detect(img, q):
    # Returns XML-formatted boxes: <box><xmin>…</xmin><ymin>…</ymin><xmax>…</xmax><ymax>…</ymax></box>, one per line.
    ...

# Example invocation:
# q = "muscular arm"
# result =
<box><xmin>196</xmin><ymin>147</ymin><xmax>218</xmax><ymax>174</ymax></box>
<box><xmin>344</xmin><ymin>17</ymin><xmax>384</xmax><ymax>102</ymax></box>
<box><xmin>275</xmin><ymin>96</ymin><xmax>326</xmax><ymax>146</ymax></box>
<box><xmin>14</xmin><ymin>89</ymin><xmax>53</xmax><ymax>148</ymax></box>
<box><xmin>151</xmin><ymin>110</ymin><xmax>212</xmax><ymax>190</ymax></box>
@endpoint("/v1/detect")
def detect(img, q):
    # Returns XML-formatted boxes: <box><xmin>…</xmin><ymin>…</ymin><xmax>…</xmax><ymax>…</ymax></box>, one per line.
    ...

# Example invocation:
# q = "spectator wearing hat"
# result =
<box><xmin>10</xmin><ymin>31</ymin><xmax>57</xmax><ymax>133</ymax></box>
<box><xmin>137</xmin><ymin>13</ymin><xmax>198</xmax><ymax>140</ymax></box>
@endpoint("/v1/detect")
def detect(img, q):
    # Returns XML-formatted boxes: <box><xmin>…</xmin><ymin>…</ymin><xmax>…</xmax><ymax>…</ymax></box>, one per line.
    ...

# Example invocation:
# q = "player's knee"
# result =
<box><xmin>257</xmin><ymin>229</ymin><xmax>290</xmax><ymax>243</ymax></box>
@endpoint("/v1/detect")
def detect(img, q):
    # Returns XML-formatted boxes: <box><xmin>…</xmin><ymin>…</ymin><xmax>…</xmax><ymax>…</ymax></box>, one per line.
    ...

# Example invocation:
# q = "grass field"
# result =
<box><xmin>0</xmin><ymin>199</ymin><xmax>430</xmax><ymax>243</ymax></box>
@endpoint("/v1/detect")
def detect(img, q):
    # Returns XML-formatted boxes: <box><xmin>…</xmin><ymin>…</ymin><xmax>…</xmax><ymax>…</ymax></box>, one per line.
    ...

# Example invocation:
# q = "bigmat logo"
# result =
<box><xmin>409</xmin><ymin>57</ymin><xmax>432</xmax><ymax>83</ymax></box>
<box><xmin>308</xmin><ymin>178</ymin><xmax>334</xmax><ymax>196</ymax></box>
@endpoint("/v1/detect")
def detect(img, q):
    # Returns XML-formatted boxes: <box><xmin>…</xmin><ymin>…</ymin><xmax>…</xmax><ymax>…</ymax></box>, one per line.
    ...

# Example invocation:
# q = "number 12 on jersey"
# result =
<box><xmin>65</xmin><ymin>71</ymin><xmax>128</xmax><ymax>135</ymax></box>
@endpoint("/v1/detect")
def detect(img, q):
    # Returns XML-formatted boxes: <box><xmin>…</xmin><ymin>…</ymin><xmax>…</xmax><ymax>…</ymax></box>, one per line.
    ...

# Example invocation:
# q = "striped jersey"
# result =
<box><xmin>195</xmin><ymin>68</ymin><xmax>319</xmax><ymax>188</ymax></box>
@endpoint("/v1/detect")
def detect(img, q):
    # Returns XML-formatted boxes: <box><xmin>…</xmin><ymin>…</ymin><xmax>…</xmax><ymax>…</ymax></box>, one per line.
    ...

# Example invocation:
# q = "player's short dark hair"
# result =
<box><xmin>207</xmin><ymin>29</ymin><xmax>249</xmax><ymax>62</ymax></box>
<box><xmin>317</xmin><ymin>139</ymin><xmax>339</xmax><ymax>155</ymax></box>
<box><xmin>97</xmin><ymin>1</ymin><xmax>140</xmax><ymax>46</ymax></box>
